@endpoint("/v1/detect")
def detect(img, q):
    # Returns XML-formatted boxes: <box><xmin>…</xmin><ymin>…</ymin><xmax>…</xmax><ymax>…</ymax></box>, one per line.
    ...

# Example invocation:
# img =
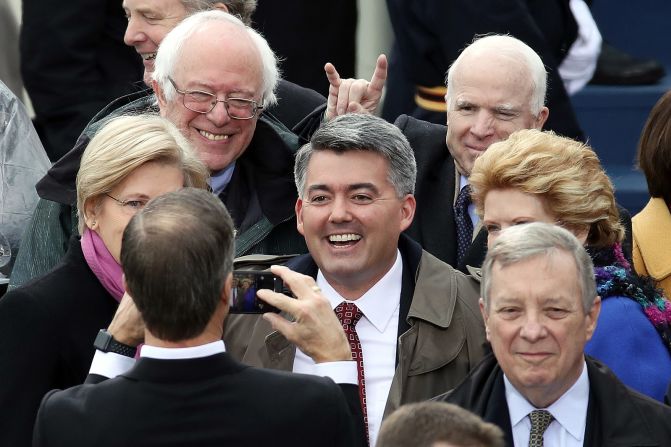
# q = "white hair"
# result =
<box><xmin>445</xmin><ymin>34</ymin><xmax>547</xmax><ymax>117</ymax></box>
<box><xmin>152</xmin><ymin>9</ymin><xmax>279</xmax><ymax>106</ymax></box>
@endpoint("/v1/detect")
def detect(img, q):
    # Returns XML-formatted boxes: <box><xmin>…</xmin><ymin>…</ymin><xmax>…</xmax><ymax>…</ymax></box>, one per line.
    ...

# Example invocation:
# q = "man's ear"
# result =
<box><xmin>212</xmin><ymin>2</ymin><xmax>230</xmax><ymax>14</ymax></box>
<box><xmin>585</xmin><ymin>295</ymin><xmax>601</xmax><ymax>341</ymax></box>
<box><xmin>153</xmin><ymin>79</ymin><xmax>169</xmax><ymax>117</ymax></box>
<box><xmin>222</xmin><ymin>272</ymin><xmax>233</xmax><ymax>308</ymax></box>
<box><xmin>535</xmin><ymin>106</ymin><xmax>549</xmax><ymax>129</ymax></box>
<box><xmin>295</xmin><ymin>198</ymin><xmax>305</xmax><ymax>236</ymax></box>
<box><xmin>479</xmin><ymin>298</ymin><xmax>491</xmax><ymax>342</ymax></box>
<box><xmin>399</xmin><ymin>194</ymin><xmax>416</xmax><ymax>232</ymax></box>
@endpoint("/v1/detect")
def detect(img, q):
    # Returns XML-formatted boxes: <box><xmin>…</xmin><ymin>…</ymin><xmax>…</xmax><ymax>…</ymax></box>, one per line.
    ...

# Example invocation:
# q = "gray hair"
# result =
<box><xmin>180</xmin><ymin>0</ymin><xmax>257</xmax><ymax>25</ymax></box>
<box><xmin>294</xmin><ymin>114</ymin><xmax>417</xmax><ymax>198</ymax></box>
<box><xmin>446</xmin><ymin>34</ymin><xmax>547</xmax><ymax>117</ymax></box>
<box><xmin>153</xmin><ymin>9</ymin><xmax>279</xmax><ymax>107</ymax></box>
<box><xmin>481</xmin><ymin>222</ymin><xmax>597</xmax><ymax>312</ymax></box>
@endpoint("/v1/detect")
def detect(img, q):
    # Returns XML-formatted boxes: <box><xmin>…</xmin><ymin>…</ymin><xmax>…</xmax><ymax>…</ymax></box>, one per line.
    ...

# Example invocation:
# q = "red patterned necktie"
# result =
<box><xmin>334</xmin><ymin>301</ymin><xmax>369</xmax><ymax>445</ymax></box>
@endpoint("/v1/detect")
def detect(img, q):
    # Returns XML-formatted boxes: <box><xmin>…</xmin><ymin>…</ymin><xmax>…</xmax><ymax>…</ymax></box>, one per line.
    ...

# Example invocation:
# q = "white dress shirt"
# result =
<box><xmin>293</xmin><ymin>250</ymin><xmax>403</xmax><ymax>447</ymax></box>
<box><xmin>505</xmin><ymin>361</ymin><xmax>589</xmax><ymax>447</ymax></box>
<box><xmin>89</xmin><ymin>340</ymin><xmax>227</xmax><ymax>378</ymax></box>
<box><xmin>559</xmin><ymin>0</ymin><xmax>602</xmax><ymax>95</ymax></box>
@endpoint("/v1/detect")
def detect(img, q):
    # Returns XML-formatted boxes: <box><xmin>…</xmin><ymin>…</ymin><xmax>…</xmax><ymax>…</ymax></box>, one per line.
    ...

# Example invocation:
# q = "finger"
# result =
<box><xmin>344</xmin><ymin>79</ymin><xmax>370</xmax><ymax>104</ymax></box>
<box><xmin>346</xmin><ymin>102</ymin><xmax>365</xmax><ymax>114</ymax></box>
<box><xmin>325</xmin><ymin>63</ymin><xmax>340</xmax><ymax>120</ymax></box>
<box><xmin>256</xmin><ymin>288</ymin><xmax>300</xmax><ymax>316</ymax></box>
<box><xmin>369</xmin><ymin>54</ymin><xmax>388</xmax><ymax>93</ymax></box>
<box><xmin>270</xmin><ymin>265</ymin><xmax>322</xmax><ymax>299</ymax></box>
<box><xmin>324</xmin><ymin>62</ymin><xmax>341</xmax><ymax>88</ymax></box>
<box><xmin>336</xmin><ymin>79</ymin><xmax>353</xmax><ymax>115</ymax></box>
<box><xmin>262</xmin><ymin>312</ymin><xmax>297</xmax><ymax>340</ymax></box>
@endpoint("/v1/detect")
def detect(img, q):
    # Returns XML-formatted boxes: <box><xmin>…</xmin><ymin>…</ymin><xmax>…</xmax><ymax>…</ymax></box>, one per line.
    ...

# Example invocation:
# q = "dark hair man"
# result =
<box><xmin>376</xmin><ymin>401</ymin><xmax>504</xmax><ymax>447</ymax></box>
<box><xmin>229</xmin><ymin>113</ymin><xmax>488</xmax><ymax>446</ymax></box>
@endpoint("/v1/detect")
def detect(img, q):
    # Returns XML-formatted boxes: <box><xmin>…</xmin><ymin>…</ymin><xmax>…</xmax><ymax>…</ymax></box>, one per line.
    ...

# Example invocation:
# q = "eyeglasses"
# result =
<box><xmin>104</xmin><ymin>193</ymin><xmax>148</xmax><ymax>215</ymax></box>
<box><xmin>168</xmin><ymin>77</ymin><xmax>263</xmax><ymax>119</ymax></box>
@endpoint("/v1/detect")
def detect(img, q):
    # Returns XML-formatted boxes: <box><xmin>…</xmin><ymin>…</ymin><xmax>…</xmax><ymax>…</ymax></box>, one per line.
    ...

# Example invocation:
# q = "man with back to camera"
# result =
<box><xmin>31</xmin><ymin>188</ymin><xmax>365</xmax><ymax>447</ymax></box>
<box><xmin>10</xmin><ymin>1</ymin><xmax>386</xmax><ymax>289</ymax></box>
<box><xmin>437</xmin><ymin>222</ymin><xmax>671</xmax><ymax>446</ymax></box>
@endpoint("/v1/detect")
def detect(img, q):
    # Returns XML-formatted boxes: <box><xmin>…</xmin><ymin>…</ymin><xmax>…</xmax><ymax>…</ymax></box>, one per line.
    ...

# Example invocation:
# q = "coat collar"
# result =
<box><xmin>633</xmin><ymin>197</ymin><xmax>671</xmax><ymax>279</ymax></box>
<box><xmin>123</xmin><ymin>352</ymin><xmax>246</xmax><ymax>384</ymax></box>
<box><xmin>445</xmin><ymin>354</ymin><xmax>668</xmax><ymax>447</ymax></box>
<box><xmin>286</xmin><ymin>234</ymin><xmax>460</xmax><ymax>329</ymax></box>
<box><xmin>585</xmin><ymin>357</ymin><xmax>664</xmax><ymax>446</ymax></box>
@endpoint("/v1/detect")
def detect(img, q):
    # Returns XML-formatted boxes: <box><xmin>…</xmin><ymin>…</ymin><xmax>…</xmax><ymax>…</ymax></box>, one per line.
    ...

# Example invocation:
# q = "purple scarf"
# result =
<box><xmin>81</xmin><ymin>229</ymin><xmax>124</xmax><ymax>302</ymax></box>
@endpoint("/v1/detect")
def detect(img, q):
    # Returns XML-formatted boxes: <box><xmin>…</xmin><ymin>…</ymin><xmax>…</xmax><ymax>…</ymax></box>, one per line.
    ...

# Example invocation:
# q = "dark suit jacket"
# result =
<box><xmin>396</xmin><ymin>114</ymin><xmax>634</xmax><ymax>270</ymax></box>
<box><xmin>397</xmin><ymin>114</ymin><xmax>485</xmax><ymax>271</ymax></box>
<box><xmin>438</xmin><ymin>354</ymin><xmax>671</xmax><ymax>446</ymax></box>
<box><xmin>20</xmin><ymin>0</ymin><xmax>144</xmax><ymax>161</ymax></box>
<box><xmin>34</xmin><ymin>353</ymin><xmax>364</xmax><ymax>447</ymax></box>
<box><xmin>0</xmin><ymin>238</ymin><xmax>117</xmax><ymax>447</ymax></box>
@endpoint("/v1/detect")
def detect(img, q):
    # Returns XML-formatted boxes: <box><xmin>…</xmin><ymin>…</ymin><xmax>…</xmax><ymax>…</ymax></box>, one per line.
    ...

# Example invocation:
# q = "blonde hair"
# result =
<box><xmin>76</xmin><ymin>115</ymin><xmax>209</xmax><ymax>234</ymax></box>
<box><xmin>470</xmin><ymin>129</ymin><xmax>623</xmax><ymax>248</ymax></box>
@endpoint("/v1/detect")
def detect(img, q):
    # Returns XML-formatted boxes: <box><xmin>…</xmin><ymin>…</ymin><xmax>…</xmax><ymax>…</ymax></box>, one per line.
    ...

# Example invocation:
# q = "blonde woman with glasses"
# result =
<box><xmin>0</xmin><ymin>114</ymin><xmax>207</xmax><ymax>446</ymax></box>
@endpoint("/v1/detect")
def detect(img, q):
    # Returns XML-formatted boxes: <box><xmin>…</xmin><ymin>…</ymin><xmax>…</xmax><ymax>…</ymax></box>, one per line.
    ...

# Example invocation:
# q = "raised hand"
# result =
<box><xmin>325</xmin><ymin>54</ymin><xmax>387</xmax><ymax>120</ymax></box>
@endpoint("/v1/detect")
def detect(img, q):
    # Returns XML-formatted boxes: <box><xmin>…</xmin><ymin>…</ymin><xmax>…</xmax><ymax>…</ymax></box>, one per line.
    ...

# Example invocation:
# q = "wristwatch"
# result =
<box><xmin>93</xmin><ymin>329</ymin><xmax>137</xmax><ymax>358</ymax></box>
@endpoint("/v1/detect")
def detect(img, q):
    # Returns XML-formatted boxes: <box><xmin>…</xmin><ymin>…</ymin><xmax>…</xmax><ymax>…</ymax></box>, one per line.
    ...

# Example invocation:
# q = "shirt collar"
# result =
<box><xmin>208</xmin><ymin>162</ymin><xmax>236</xmax><ymax>196</ymax></box>
<box><xmin>505</xmin><ymin>360</ymin><xmax>589</xmax><ymax>442</ymax></box>
<box><xmin>316</xmin><ymin>249</ymin><xmax>403</xmax><ymax>333</ymax></box>
<box><xmin>459</xmin><ymin>174</ymin><xmax>469</xmax><ymax>191</ymax></box>
<box><xmin>140</xmin><ymin>340</ymin><xmax>226</xmax><ymax>360</ymax></box>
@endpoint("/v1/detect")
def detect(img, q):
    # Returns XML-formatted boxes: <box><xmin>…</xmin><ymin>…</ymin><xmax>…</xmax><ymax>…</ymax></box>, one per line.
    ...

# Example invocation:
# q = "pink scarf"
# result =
<box><xmin>81</xmin><ymin>229</ymin><xmax>124</xmax><ymax>302</ymax></box>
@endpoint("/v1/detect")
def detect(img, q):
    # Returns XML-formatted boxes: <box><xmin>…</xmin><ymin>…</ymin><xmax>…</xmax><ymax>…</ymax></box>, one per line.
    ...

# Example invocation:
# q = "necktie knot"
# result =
<box><xmin>528</xmin><ymin>409</ymin><xmax>554</xmax><ymax>447</ymax></box>
<box><xmin>455</xmin><ymin>184</ymin><xmax>472</xmax><ymax>209</ymax></box>
<box><xmin>335</xmin><ymin>301</ymin><xmax>363</xmax><ymax>328</ymax></box>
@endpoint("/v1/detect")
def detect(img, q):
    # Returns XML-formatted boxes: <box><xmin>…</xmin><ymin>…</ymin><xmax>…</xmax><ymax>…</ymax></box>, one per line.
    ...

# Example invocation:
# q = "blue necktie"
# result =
<box><xmin>454</xmin><ymin>185</ymin><xmax>473</xmax><ymax>264</ymax></box>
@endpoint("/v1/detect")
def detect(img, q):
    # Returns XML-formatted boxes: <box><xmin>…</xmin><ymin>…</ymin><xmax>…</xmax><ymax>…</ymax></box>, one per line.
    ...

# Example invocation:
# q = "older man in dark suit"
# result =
<box><xmin>398</xmin><ymin>34</ymin><xmax>632</xmax><ymax>272</ymax></box>
<box><xmin>438</xmin><ymin>223</ymin><xmax>671</xmax><ymax>446</ymax></box>
<box><xmin>32</xmin><ymin>189</ymin><xmax>364</xmax><ymax>447</ymax></box>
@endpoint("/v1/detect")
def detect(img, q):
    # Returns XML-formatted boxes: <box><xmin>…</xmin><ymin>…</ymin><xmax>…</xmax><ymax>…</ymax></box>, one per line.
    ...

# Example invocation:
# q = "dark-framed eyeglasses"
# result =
<box><xmin>104</xmin><ymin>193</ymin><xmax>148</xmax><ymax>215</ymax></box>
<box><xmin>168</xmin><ymin>77</ymin><xmax>263</xmax><ymax>120</ymax></box>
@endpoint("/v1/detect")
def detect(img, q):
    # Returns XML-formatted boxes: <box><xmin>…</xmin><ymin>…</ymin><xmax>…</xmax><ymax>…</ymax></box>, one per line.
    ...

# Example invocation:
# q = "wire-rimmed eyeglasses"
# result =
<box><xmin>168</xmin><ymin>77</ymin><xmax>263</xmax><ymax>120</ymax></box>
<box><xmin>104</xmin><ymin>193</ymin><xmax>148</xmax><ymax>215</ymax></box>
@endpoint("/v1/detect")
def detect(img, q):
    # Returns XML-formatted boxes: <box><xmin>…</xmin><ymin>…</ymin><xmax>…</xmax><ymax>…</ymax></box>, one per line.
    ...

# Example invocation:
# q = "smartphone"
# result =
<box><xmin>230</xmin><ymin>270</ymin><xmax>285</xmax><ymax>314</ymax></box>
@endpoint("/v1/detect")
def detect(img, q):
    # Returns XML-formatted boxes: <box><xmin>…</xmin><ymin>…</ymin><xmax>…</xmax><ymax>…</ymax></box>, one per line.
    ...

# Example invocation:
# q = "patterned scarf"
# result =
<box><xmin>590</xmin><ymin>243</ymin><xmax>671</xmax><ymax>355</ymax></box>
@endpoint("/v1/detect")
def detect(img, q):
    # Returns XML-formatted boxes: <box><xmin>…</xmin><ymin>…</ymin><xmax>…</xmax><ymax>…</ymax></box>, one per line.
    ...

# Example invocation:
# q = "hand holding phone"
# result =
<box><xmin>257</xmin><ymin>265</ymin><xmax>352</xmax><ymax>363</ymax></box>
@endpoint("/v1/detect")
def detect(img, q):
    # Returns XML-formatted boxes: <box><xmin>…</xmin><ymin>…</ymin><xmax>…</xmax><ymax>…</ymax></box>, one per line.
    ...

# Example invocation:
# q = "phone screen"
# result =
<box><xmin>230</xmin><ymin>271</ymin><xmax>283</xmax><ymax>314</ymax></box>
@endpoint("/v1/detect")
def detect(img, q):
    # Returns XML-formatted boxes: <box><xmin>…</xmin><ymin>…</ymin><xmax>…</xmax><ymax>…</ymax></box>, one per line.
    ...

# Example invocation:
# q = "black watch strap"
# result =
<box><xmin>93</xmin><ymin>329</ymin><xmax>137</xmax><ymax>358</ymax></box>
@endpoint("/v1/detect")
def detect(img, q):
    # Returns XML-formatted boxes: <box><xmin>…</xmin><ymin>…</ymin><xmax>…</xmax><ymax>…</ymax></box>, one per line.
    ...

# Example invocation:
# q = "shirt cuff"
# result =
<box><xmin>89</xmin><ymin>350</ymin><xmax>136</xmax><ymax>378</ymax></box>
<box><xmin>313</xmin><ymin>361</ymin><xmax>358</xmax><ymax>385</ymax></box>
